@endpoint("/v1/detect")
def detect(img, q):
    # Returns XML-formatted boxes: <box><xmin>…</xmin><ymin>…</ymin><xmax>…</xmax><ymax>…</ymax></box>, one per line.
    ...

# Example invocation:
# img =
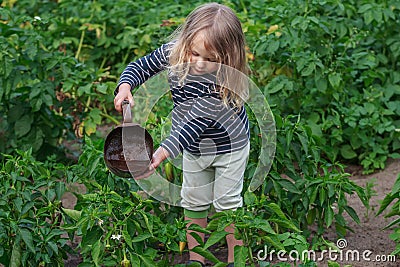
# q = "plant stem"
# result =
<box><xmin>75</xmin><ymin>30</ymin><xmax>85</xmax><ymax>60</ymax></box>
<box><xmin>100</xmin><ymin>56</ymin><xmax>107</xmax><ymax>70</ymax></box>
<box><xmin>239</xmin><ymin>0</ymin><xmax>248</xmax><ymax>14</ymax></box>
<box><xmin>101</xmin><ymin>112</ymin><xmax>120</xmax><ymax>124</ymax></box>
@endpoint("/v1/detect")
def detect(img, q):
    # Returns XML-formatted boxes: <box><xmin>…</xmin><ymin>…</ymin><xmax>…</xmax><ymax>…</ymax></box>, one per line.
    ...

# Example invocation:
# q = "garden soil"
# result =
<box><xmin>63</xmin><ymin>158</ymin><xmax>400</xmax><ymax>267</ymax></box>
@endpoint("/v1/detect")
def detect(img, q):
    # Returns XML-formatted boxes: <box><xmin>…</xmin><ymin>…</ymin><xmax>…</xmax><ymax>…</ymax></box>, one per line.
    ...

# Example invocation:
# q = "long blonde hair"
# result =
<box><xmin>169</xmin><ymin>2</ymin><xmax>249</xmax><ymax>109</ymax></box>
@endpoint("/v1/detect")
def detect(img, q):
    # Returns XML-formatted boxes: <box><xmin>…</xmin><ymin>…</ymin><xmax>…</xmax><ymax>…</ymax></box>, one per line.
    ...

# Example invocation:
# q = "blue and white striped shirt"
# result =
<box><xmin>116</xmin><ymin>43</ymin><xmax>249</xmax><ymax>158</ymax></box>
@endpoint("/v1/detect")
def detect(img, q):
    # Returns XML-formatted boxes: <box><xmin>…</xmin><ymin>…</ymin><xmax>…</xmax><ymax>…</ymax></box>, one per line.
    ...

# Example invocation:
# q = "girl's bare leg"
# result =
<box><xmin>186</xmin><ymin>216</ymin><xmax>208</xmax><ymax>264</ymax></box>
<box><xmin>225</xmin><ymin>223</ymin><xmax>243</xmax><ymax>263</ymax></box>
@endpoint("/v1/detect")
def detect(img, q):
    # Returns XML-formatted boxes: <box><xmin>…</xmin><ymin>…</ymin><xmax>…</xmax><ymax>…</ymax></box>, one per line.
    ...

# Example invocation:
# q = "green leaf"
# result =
<box><xmin>364</xmin><ymin>10</ymin><xmax>374</xmax><ymax>25</ymax></box>
<box><xmin>82</xmin><ymin>226</ymin><xmax>103</xmax><ymax>247</ymax></box>
<box><xmin>327</xmin><ymin>260</ymin><xmax>341</xmax><ymax>267</ymax></box>
<box><xmin>138</xmin><ymin>210</ymin><xmax>153</xmax><ymax>234</ymax></box>
<box><xmin>358</xmin><ymin>4</ymin><xmax>373</xmax><ymax>13</ymax></box>
<box><xmin>45</xmin><ymin>229</ymin><xmax>65</xmax><ymax>242</ymax></box>
<box><xmin>10</xmin><ymin>241</ymin><xmax>22</xmax><ymax>267</ymax></box>
<box><xmin>344</xmin><ymin>205</ymin><xmax>360</xmax><ymax>224</ymax></box>
<box><xmin>88</xmin><ymin>156</ymin><xmax>100</xmax><ymax>176</ymax></box>
<box><xmin>96</xmin><ymin>83</ymin><xmax>108</xmax><ymax>94</ymax></box>
<box><xmin>89</xmin><ymin>108</ymin><xmax>102</xmax><ymax>124</ymax></box>
<box><xmin>254</xmin><ymin>218</ymin><xmax>275</xmax><ymax>234</ymax></box>
<box><xmin>307</xmin><ymin>208</ymin><xmax>316</xmax><ymax>225</ymax></box>
<box><xmin>42</xmin><ymin>93</ymin><xmax>54</xmax><ymax>107</ymax></box>
<box><xmin>363</xmin><ymin>102</ymin><xmax>375</xmax><ymax>114</ymax></box>
<box><xmin>234</xmin><ymin>245</ymin><xmax>247</xmax><ymax>267</ymax></box>
<box><xmin>261</xmin><ymin>235</ymin><xmax>285</xmax><ymax>251</ymax></box>
<box><xmin>47</xmin><ymin>241</ymin><xmax>58</xmax><ymax>255</ymax></box>
<box><xmin>55</xmin><ymin>181</ymin><xmax>65</xmax><ymax>200</ymax></box>
<box><xmin>204</xmin><ymin>231</ymin><xmax>228</xmax><ymax>250</ymax></box>
<box><xmin>29</xmin><ymin>88</ymin><xmax>41</xmax><ymax>99</ymax></box>
<box><xmin>391</xmin><ymin>175</ymin><xmax>400</xmax><ymax>195</ymax></box>
<box><xmin>131</xmin><ymin>232</ymin><xmax>152</xmax><ymax>243</ymax></box>
<box><xmin>92</xmin><ymin>239</ymin><xmax>102</xmax><ymax>266</ymax></box>
<box><xmin>325</xmin><ymin>206</ymin><xmax>334</xmax><ymax>228</ymax></box>
<box><xmin>62</xmin><ymin>208</ymin><xmax>82</xmax><ymax>221</ymax></box>
<box><xmin>276</xmin><ymin>179</ymin><xmax>301</xmax><ymax>194</ymax></box>
<box><xmin>188</xmin><ymin>224</ymin><xmax>211</xmax><ymax>234</ymax></box>
<box><xmin>20</xmin><ymin>228</ymin><xmax>35</xmax><ymax>253</ymax></box>
<box><xmin>122</xmin><ymin>229</ymin><xmax>133</xmax><ymax>249</ymax></box>
<box><xmin>309</xmin><ymin>187</ymin><xmax>318</xmax><ymax>204</ymax></box>
<box><xmin>129</xmin><ymin>253</ymin><xmax>140</xmax><ymax>267</ymax></box>
<box><xmin>15</xmin><ymin>115</ymin><xmax>33</xmax><ymax>138</ymax></box>
<box><xmin>319</xmin><ymin>188</ymin><xmax>326</xmax><ymax>205</ymax></box>
<box><xmin>188</xmin><ymin>231</ymin><xmax>205</xmax><ymax>247</ymax></box>
<box><xmin>244</xmin><ymin>191</ymin><xmax>257</xmax><ymax>205</ymax></box>
<box><xmin>301</xmin><ymin>62</ymin><xmax>315</xmax><ymax>76</ymax></box>
<box><xmin>376</xmin><ymin>193</ymin><xmax>396</xmax><ymax>216</ymax></box>
<box><xmin>383</xmin><ymin>217</ymin><xmax>400</xmax><ymax>230</ymax></box>
<box><xmin>269</xmin><ymin>218</ymin><xmax>300</xmax><ymax>232</ymax></box>
<box><xmin>269</xmin><ymin>82</ymin><xmax>284</xmax><ymax>94</ymax></box>
<box><xmin>315</xmin><ymin>77</ymin><xmax>327</xmax><ymax>92</ymax></box>
<box><xmin>138</xmin><ymin>254</ymin><xmax>156</xmax><ymax>267</ymax></box>
<box><xmin>46</xmin><ymin>58</ymin><xmax>59</xmax><ymax>71</ymax></box>
<box><xmin>267</xmin><ymin>39</ymin><xmax>280</xmax><ymax>54</ymax></box>
<box><xmin>21</xmin><ymin>202</ymin><xmax>34</xmax><ymax>215</ymax></box>
<box><xmin>340</xmin><ymin>145</ymin><xmax>357</xmax><ymax>159</ymax></box>
<box><xmin>191</xmin><ymin>246</ymin><xmax>220</xmax><ymax>263</ymax></box>
<box><xmin>328</xmin><ymin>72</ymin><xmax>341</xmax><ymax>89</ymax></box>
<box><xmin>77</xmin><ymin>83</ymin><xmax>92</xmax><ymax>96</ymax></box>
<box><xmin>267</xmin><ymin>203</ymin><xmax>287</xmax><ymax>220</ymax></box>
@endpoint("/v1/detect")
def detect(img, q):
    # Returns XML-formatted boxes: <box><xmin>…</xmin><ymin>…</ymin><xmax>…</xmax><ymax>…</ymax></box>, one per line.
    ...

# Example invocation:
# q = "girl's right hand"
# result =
<box><xmin>114</xmin><ymin>83</ymin><xmax>134</xmax><ymax>112</ymax></box>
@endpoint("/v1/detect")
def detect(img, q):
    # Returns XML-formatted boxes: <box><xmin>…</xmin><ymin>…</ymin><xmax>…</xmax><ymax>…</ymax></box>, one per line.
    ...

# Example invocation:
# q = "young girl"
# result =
<box><xmin>114</xmin><ymin>3</ymin><xmax>250</xmax><ymax>266</ymax></box>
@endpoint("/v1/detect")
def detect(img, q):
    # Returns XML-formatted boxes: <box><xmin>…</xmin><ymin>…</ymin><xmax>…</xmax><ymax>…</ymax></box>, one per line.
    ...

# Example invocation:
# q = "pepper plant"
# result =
<box><xmin>0</xmin><ymin>149</ymin><xmax>71</xmax><ymax>266</ymax></box>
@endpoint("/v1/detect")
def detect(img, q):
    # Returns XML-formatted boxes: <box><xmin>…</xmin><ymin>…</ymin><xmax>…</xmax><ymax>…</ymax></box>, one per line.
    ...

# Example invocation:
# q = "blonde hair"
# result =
<box><xmin>169</xmin><ymin>2</ymin><xmax>249</xmax><ymax>109</ymax></box>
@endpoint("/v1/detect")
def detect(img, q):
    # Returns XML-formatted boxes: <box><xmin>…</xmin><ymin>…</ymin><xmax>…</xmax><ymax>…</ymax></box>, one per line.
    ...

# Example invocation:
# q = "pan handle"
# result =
<box><xmin>122</xmin><ymin>100</ymin><xmax>132</xmax><ymax>124</ymax></box>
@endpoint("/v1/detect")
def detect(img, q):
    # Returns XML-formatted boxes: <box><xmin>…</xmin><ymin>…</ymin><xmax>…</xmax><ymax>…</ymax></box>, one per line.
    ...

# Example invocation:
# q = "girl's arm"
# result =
<box><xmin>114</xmin><ymin>43</ymin><xmax>172</xmax><ymax>112</ymax></box>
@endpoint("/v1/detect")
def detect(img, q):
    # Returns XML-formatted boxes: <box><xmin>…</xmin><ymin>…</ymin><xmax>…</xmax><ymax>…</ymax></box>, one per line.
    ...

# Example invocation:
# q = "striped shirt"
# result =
<box><xmin>115</xmin><ymin>43</ymin><xmax>249</xmax><ymax>158</ymax></box>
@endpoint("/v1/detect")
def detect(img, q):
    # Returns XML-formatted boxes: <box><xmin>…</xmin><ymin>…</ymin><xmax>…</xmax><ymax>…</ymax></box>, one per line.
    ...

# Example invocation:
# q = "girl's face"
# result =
<box><xmin>189</xmin><ymin>31</ymin><xmax>219</xmax><ymax>75</ymax></box>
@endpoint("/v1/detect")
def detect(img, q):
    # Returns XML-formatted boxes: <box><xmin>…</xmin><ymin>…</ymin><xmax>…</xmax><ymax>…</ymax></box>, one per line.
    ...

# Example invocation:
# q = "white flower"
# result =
<box><xmin>111</xmin><ymin>234</ymin><xmax>122</xmax><ymax>241</ymax></box>
<box><xmin>34</xmin><ymin>16</ymin><xmax>42</xmax><ymax>21</ymax></box>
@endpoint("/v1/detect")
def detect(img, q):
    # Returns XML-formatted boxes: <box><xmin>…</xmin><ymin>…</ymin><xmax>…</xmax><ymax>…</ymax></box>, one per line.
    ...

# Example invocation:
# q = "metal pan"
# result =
<box><xmin>104</xmin><ymin>100</ymin><xmax>153</xmax><ymax>178</ymax></box>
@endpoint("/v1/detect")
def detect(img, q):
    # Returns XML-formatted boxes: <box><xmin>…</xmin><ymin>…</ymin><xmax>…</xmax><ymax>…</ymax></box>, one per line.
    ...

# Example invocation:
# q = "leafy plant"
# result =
<box><xmin>0</xmin><ymin>7</ymin><xmax>116</xmax><ymax>160</ymax></box>
<box><xmin>247</xmin><ymin>0</ymin><xmax>400</xmax><ymax>173</ymax></box>
<box><xmin>62</xmin><ymin>138</ymin><xmax>187</xmax><ymax>266</ymax></box>
<box><xmin>376</xmin><ymin>173</ymin><xmax>400</xmax><ymax>255</ymax></box>
<box><xmin>183</xmin><ymin>204</ymin><xmax>306</xmax><ymax>266</ymax></box>
<box><xmin>247</xmin><ymin>114</ymin><xmax>369</xmax><ymax>248</ymax></box>
<box><xmin>0</xmin><ymin>149</ymin><xmax>71</xmax><ymax>266</ymax></box>
<box><xmin>2</xmin><ymin>0</ymin><xmax>398</xmax><ymax>266</ymax></box>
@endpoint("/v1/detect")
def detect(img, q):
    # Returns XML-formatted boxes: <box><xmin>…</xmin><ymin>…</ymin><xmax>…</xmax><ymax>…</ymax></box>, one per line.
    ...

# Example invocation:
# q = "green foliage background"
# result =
<box><xmin>0</xmin><ymin>0</ymin><xmax>400</xmax><ymax>266</ymax></box>
<box><xmin>1</xmin><ymin>0</ymin><xmax>399</xmax><ymax>171</ymax></box>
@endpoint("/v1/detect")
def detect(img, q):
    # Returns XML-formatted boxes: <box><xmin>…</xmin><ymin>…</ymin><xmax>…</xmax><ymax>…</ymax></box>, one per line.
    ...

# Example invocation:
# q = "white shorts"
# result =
<box><xmin>180</xmin><ymin>143</ymin><xmax>250</xmax><ymax>212</ymax></box>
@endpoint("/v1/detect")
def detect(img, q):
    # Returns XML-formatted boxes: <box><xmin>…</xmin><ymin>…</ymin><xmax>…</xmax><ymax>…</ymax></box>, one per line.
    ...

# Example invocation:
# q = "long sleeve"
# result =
<box><xmin>161</xmin><ymin>93</ymin><xmax>248</xmax><ymax>158</ymax></box>
<box><xmin>114</xmin><ymin>43</ymin><xmax>250</xmax><ymax>158</ymax></box>
<box><xmin>114</xmin><ymin>43</ymin><xmax>171</xmax><ymax>94</ymax></box>
<box><xmin>161</xmin><ymin>96</ymin><xmax>220</xmax><ymax>158</ymax></box>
